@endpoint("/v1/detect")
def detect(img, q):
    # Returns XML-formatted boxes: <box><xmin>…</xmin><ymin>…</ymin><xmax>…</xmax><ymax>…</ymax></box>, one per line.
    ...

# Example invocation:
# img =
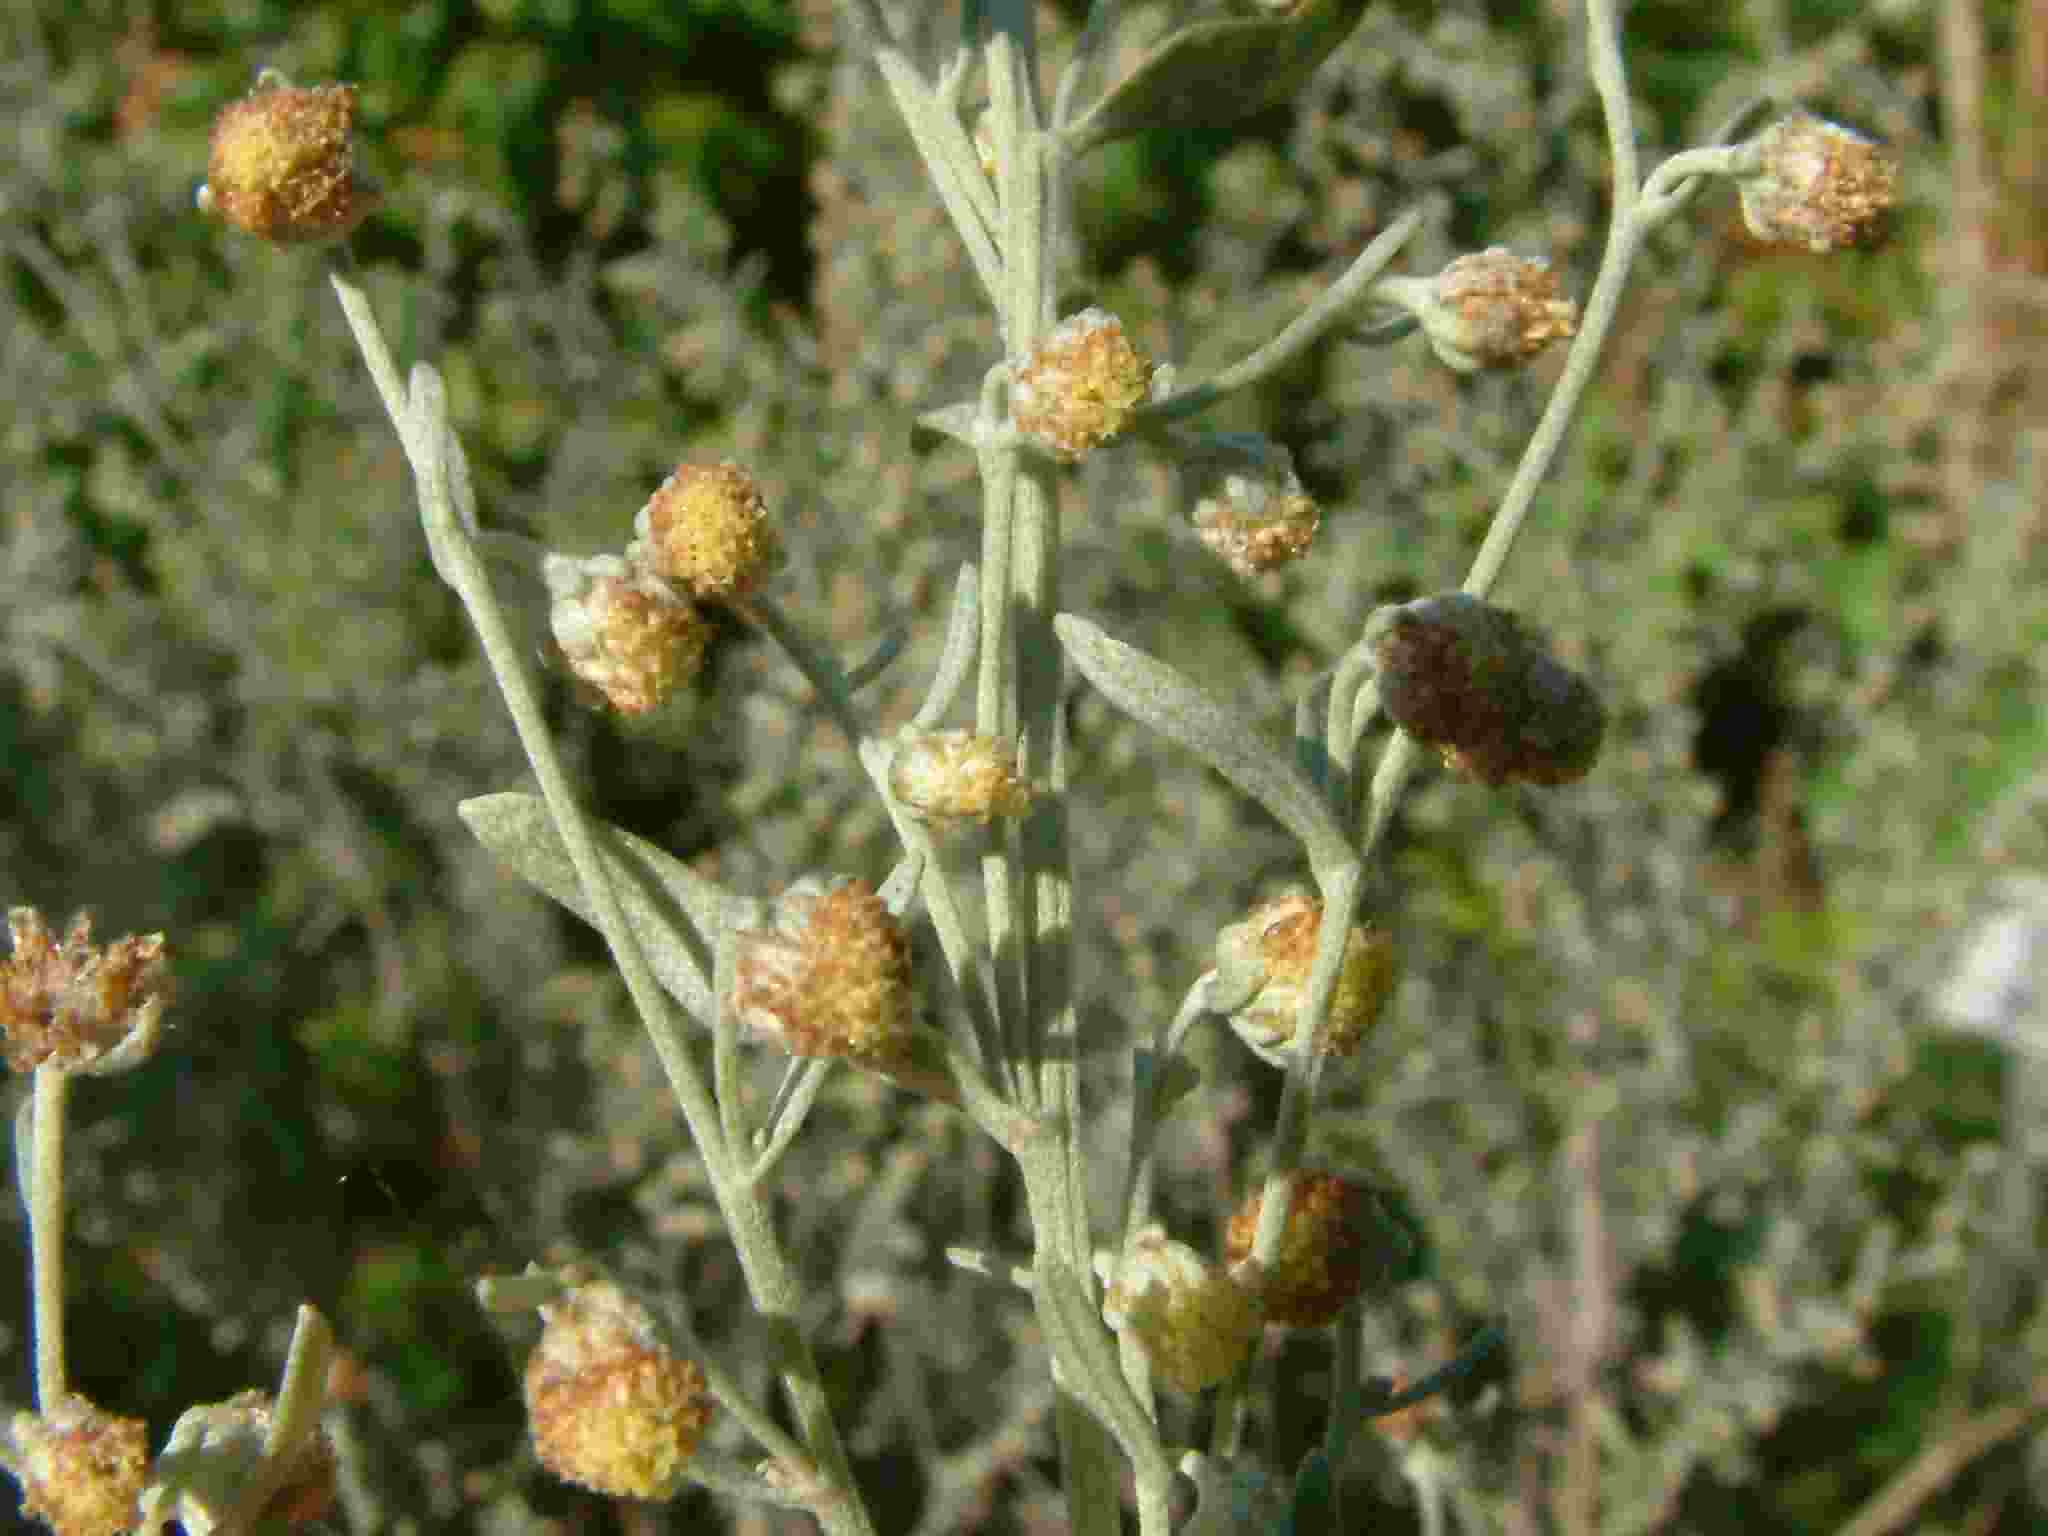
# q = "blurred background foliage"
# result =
<box><xmin>3</xmin><ymin>0</ymin><xmax>2047</xmax><ymax>1532</ymax></box>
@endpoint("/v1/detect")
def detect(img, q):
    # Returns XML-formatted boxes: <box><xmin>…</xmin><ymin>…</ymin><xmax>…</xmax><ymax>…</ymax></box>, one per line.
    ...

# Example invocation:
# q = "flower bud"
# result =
<box><xmin>889</xmin><ymin>728</ymin><xmax>1032</xmax><ymax>826</ymax></box>
<box><xmin>136</xmin><ymin>1391</ymin><xmax>335</xmax><ymax>1535</ymax></box>
<box><xmin>524</xmin><ymin>1280</ymin><xmax>712</xmax><ymax>1500</ymax></box>
<box><xmin>1225</xmin><ymin>1172</ymin><xmax>1376</xmax><ymax>1329</ymax></box>
<box><xmin>629</xmin><ymin>461</ymin><xmax>781</xmax><ymax>602</ymax></box>
<box><xmin>1366</xmin><ymin>592</ymin><xmax>1604</xmax><ymax>787</ymax></box>
<box><xmin>10</xmin><ymin>1395</ymin><xmax>148</xmax><ymax>1536</ymax></box>
<box><xmin>1</xmin><ymin>909</ymin><xmax>169</xmax><ymax>1076</ymax></box>
<box><xmin>730</xmin><ymin>878</ymin><xmax>914</xmax><ymax>1067</ymax></box>
<box><xmin>1182</xmin><ymin>435</ymin><xmax>1320</xmax><ymax>579</ymax></box>
<box><xmin>199</xmin><ymin>76</ymin><xmax>378</xmax><ymax>244</ymax></box>
<box><xmin>1212</xmin><ymin>893</ymin><xmax>1395</xmax><ymax>1068</ymax></box>
<box><xmin>1010</xmin><ymin>308</ymin><xmax>1153</xmax><ymax>462</ymax></box>
<box><xmin>1382</xmin><ymin>250</ymin><xmax>1576</xmax><ymax>374</ymax></box>
<box><xmin>544</xmin><ymin>552</ymin><xmax>708</xmax><ymax>715</ymax></box>
<box><xmin>1738</xmin><ymin>112</ymin><xmax>1898</xmax><ymax>253</ymax></box>
<box><xmin>1102</xmin><ymin>1227</ymin><xmax>1260</xmax><ymax>1395</ymax></box>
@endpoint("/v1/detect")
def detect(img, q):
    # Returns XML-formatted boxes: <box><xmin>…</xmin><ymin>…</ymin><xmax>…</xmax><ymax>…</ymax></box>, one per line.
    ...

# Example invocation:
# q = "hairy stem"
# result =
<box><xmin>330</xmin><ymin>273</ymin><xmax>876</xmax><ymax>1536</ymax></box>
<box><xmin>29</xmin><ymin>1067</ymin><xmax>67</xmax><ymax>1410</ymax></box>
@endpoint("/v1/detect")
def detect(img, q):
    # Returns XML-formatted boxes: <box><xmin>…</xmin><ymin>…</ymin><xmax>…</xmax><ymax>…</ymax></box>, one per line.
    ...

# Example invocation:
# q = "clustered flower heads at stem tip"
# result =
<box><xmin>0</xmin><ymin>909</ymin><xmax>171</xmax><ymax>1077</ymax></box>
<box><xmin>171</xmin><ymin>16</ymin><xmax>1909</xmax><ymax>1532</ymax></box>
<box><xmin>544</xmin><ymin>553</ymin><xmax>711</xmax><ymax>716</ymax></box>
<box><xmin>542</xmin><ymin>459</ymin><xmax>780</xmax><ymax>715</ymax></box>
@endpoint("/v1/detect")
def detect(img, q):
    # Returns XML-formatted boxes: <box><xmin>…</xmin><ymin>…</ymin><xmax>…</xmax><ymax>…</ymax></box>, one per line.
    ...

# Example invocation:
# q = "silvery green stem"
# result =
<box><xmin>683</xmin><ymin>1450</ymin><xmax>818</xmax><ymax>1508</ymax></box>
<box><xmin>1460</xmin><ymin>0</ymin><xmax>1641</xmax><ymax>602</ymax></box>
<box><xmin>858</xmin><ymin>738</ymin><xmax>1009</xmax><ymax>1088</ymax></box>
<box><xmin>257</xmin><ymin>1306</ymin><xmax>332</xmax><ymax>1469</ymax></box>
<box><xmin>983</xmin><ymin>7</ymin><xmax>1145</xmax><ymax>1529</ymax></box>
<box><xmin>872</xmin><ymin>51</ymin><xmax>1004</xmax><ymax>304</ymax></box>
<box><xmin>1117</xmin><ymin>975</ymin><xmax>1217</xmax><ymax>1250</ymax></box>
<box><xmin>1218</xmin><ymin>0</ymin><xmax>1675</xmax><ymax>1465</ymax></box>
<box><xmin>749</xmin><ymin>1060</ymin><xmax>833</xmax><ymax>1183</ymax></box>
<box><xmin>330</xmin><ymin>272</ymin><xmax>876</xmax><ymax>1536</ymax></box>
<box><xmin>666</xmin><ymin>1306</ymin><xmax>820</xmax><ymax>1475</ymax></box>
<box><xmin>1241</xmin><ymin>857</ymin><xmax>1366</xmax><ymax>1271</ymax></box>
<box><xmin>912</xmin><ymin>564</ymin><xmax>982</xmax><ymax>730</ymax></box>
<box><xmin>1358</xmin><ymin>0</ymin><xmax>1651</xmax><ymax>851</ymax></box>
<box><xmin>1139</xmin><ymin>209</ymin><xmax>1423</xmax><ymax>427</ymax></box>
<box><xmin>29</xmin><ymin>1067</ymin><xmax>67</xmax><ymax>1410</ymax></box>
<box><xmin>714</xmin><ymin>922</ymin><xmax>749</xmax><ymax>1151</ymax></box>
<box><xmin>222</xmin><ymin>1304</ymin><xmax>335</xmax><ymax>1531</ymax></box>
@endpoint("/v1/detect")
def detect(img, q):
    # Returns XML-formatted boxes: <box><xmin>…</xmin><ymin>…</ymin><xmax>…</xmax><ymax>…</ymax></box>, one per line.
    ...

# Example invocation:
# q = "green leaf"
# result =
<box><xmin>1054</xmin><ymin>613</ymin><xmax>1352</xmax><ymax>872</ymax></box>
<box><xmin>459</xmin><ymin>791</ymin><xmax>747</xmax><ymax>1024</ymax></box>
<box><xmin>1063</xmin><ymin>1</ymin><xmax>1370</xmax><ymax>159</ymax></box>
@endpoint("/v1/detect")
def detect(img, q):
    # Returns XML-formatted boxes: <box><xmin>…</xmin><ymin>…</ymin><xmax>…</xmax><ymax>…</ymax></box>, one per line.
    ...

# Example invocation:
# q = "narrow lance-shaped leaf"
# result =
<box><xmin>1062</xmin><ymin>0</ymin><xmax>1370</xmax><ymax>159</ymax></box>
<box><xmin>1054</xmin><ymin>613</ymin><xmax>1352</xmax><ymax>872</ymax></box>
<box><xmin>459</xmin><ymin>792</ymin><xmax>750</xmax><ymax>1025</ymax></box>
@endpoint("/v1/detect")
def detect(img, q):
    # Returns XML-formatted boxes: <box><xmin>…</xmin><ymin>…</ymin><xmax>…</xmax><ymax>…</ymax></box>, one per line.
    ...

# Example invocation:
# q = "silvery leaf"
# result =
<box><xmin>1063</xmin><ymin>1</ymin><xmax>1368</xmax><ymax>159</ymax></box>
<box><xmin>1054</xmin><ymin>613</ymin><xmax>1351</xmax><ymax>871</ymax></box>
<box><xmin>460</xmin><ymin>791</ymin><xmax>747</xmax><ymax>1024</ymax></box>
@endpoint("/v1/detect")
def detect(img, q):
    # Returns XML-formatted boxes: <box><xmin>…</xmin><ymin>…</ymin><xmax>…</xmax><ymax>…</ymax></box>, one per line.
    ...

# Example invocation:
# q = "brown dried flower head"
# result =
<box><xmin>544</xmin><ymin>552</ymin><xmax>709</xmax><ymax>715</ymax></box>
<box><xmin>136</xmin><ymin>1391</ymin><xmax>335</xmax><ymax>1535</ymax></box>
<box><xmin>1212</xmin><ymin>893</ymin><xmax>1396</xmax><ymax>1067</ymax></box>
<box><xmin>730</xmin><ymin>877</ymin><xmax>914</xmax><ymax>1066</ymax></box>
<box><xmin>1011</xmin><ymin>308</ymin><xmax>1153</xmax><ymax>462</ymax></box>
<box><xmin>524</xmin><ymin>1280</ymin><xmax>712</xmax><ymax>1500</ymax></box>
<box><xmin>889</xmin><ymin>728</ymin><xmax>1033</xmax><ymax>826</ymax></box>
<box><xmin>1388</xmin><ymin>249</ymin><xmax>1577</xmax><ymax>374</ymax></box>
<box><xmin>1</xmin><ymin>909</ymin><xmax>170</xmax><ymax>1075</ymax></box>
<box><xmin>1225</xmin><ymin>1172</ymin><xmax>1376</xmax><ymax>1329</ymax></box>
<box><xmin>1739</xmin><ymin>112</ymin><xmax>1898</xmax><ymax>253</ymax></box>
<box><xmin>1102</xmin><ymin>1227</ymin><xmax>1260</xmax><ymax>1394</ymax></box>
<box><xmin>630</xmin><ymin>460</ymin><xmax>781</xmax><ymax>601</ymax></box>
<box><xmin>1184</xmin><ymin>435</ymin><xmax>1320</xmax><ymax>578</ymax></box>
<box><xmin>1366</xmin><ymin>592</ymin><xmax>1605</xmax><ymax>787</ymax></box>
<box><xmin>200</xmin><ymin>75</ymin><xmax>378</xmax><ymax>244</ymax></box>
<box><xmin>10</xmin><ymin>1395</ymin><xmax>148</xmax><ymax>1536</ymax></box>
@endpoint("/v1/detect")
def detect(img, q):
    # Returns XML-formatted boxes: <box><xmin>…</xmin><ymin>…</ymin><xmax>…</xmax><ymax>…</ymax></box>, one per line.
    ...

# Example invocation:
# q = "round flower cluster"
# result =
<box><xmin>730</xmin><ymin>877</ymin><xmax>915</xmax><ymax>1067</ymax></box>
<box><xmin>1366</xmin><ymin>592</ymin><xmax>1605</xmax><ymax>787</ymax></box>
<box><xmin>1212</xmin><ymin>892</ymin><xmax>1397</xmax><ymax>1067</ymax></box>
<box><xmin>1738</xmin><ymin>112</ymin><xmax>1898</xmax><ymax>254</ymax></box>
<box><xmin>1010</xmin><ymin>308</ymin><xmax>1153</xmax><ymax>462</ymax></box>
<box><xmin>1</xmin><ymin>908</ymin><xmax>169</xmax><ymax>1077</ymax></box>
<box><xmin>1225</xmin><ymin>1172</ymin><xmax>1380</xmax><ymax>1329</ymax></box>
<box><xmin>889</xmin><ymin>727</ymin><xmax>1033</xmax><ymax>827</ymax></box>
<box><xmin>545</xmin><ymin>460</ymin><xmax>781</xmax><ymax>714</ymax></box>
<box><xmin>200</xmin><ymin>75</ymin><xmax>379</xmax><ymax>244</ymax></box>
<box><xmin>524</xmin><ymin>1280</ymin><xmax>713</xmax><ymax>1500</ymax></box>
<box><xmin>1103</xmin><ymin>1227</ymin><xmax>1260</xmax><ymax>1394</ymax></box>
